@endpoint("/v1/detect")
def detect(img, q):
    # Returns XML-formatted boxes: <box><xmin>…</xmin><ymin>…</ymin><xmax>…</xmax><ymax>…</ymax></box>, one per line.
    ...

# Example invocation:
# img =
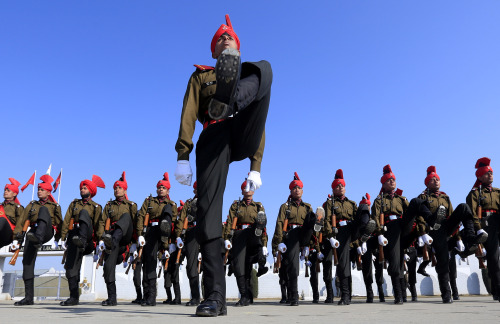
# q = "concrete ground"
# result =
<box><xmin>0</xmin><ymin>296</ymin><xmax>499</xmax><ymax>323</ymax></box>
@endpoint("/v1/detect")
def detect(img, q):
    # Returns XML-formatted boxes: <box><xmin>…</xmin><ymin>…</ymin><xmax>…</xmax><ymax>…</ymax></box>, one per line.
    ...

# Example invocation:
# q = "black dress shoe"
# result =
<box><xmin>338</xmin><ymin>300</ymin><xmax>349</xmax><ymax>306</ymax></box>
<box><xmin>163</xmin><ymin>298</ymin><xmax>172</xmax><ymax>304</ymax></box>
<box><xmin>257</xmin><ymin>266</ymin><xmax>269</xmax><ymax>277</ymax></box>
<box><xmin>102</xmin><ymin>234</ymin><xmax>114</xmax><ymax>253</ymax></box>
<box><xmin>102</xmin><ymin>299</ymin><xmax>117</xmax><ymax>306</ymax></box>
<box><xmin>131</xmin><ymin>298</ymin><xmax>143</xmax><ymax>304</ymax></box>
<box><xmin>14</xmin><ymin>298</ymin><xmax>34</xmax><ymax>306</ymax></box>
<box><xmin>324</xmin><ymin>297</ymin><xmax>333</xmax><ymax>304</ymax></box>
<box><xmin>60</xmin><ymin>297</ymin><xmax>79</xmax><ymax>306</ymax></box>
<box><xmin>453</xmin><ymin>295</ymin><xmax>460</xmax><ymax>301</ymax></box>
<box><xmin>442</xmin><ymin>298</ymin><xmax>453</xmax><ymax>304</ymax></box>
<box><xmin>279</xmin><ymin>298</ymin><xmax>287</xmax><ymax>304</ymax></box>
<box><xmin>141</xmin><ymin>300</ymin><xmax>156</xmax><ymax>306</ymax></box>
<box><xmin>290</xmin><ymin>300</ymin><xmax>299</xmax><ymax>306</ymax></box>
<box><xmin>195</xmin><ymin>300</ymin><xmax>227</xmax><ymax>317</ymax></box>
<box><xmin>312</xmin><ymin>299</ymin><xmax>319</xmax><ymax>304</ymax></box>
<box><xmin>417</xmin><ymin>268</ymin><xmax>430</xmax><ymax>277</ymax></box>
<box><xmin>170</xmin><ymin>299</ymin><xmax>182</xmax><ymax>305</ymax></box>
<box><xmin>72</xmin><ymin>236</ymin><xmax>86</xmax><ymax>249</ymax></box>
<box><xmin>235</xmin><ymin>297</ymin><xmax>250</xmax><ymax>307</ymax></box>
<box><xmin>185</xmin><ymin>299</ymin><xmax>200</xmax><ymax>306</ymax></box>
<box><xmin>394</xmin><ymin>298</ymin><xmax>404</xmax><ymax>305</ymax></box>
<box><xmin>26</xmin><ymin>233</ymin><xmax>42</xmax><ymax>248</ymax></box>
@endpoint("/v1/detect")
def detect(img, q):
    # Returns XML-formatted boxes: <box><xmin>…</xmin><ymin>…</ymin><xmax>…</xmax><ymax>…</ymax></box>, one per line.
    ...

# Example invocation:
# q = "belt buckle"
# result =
<box><xmin>242</xmin><ymin>225</ymin><xmax>249</xmax><ymax>230</ymax></box>
<box><xmin>151</xmin><ymin>221</ymin><xmax>159</xmax><ymax>226</ymax></box>
<box><xmin>339</xmin><ymin>220</ymin><xmax>347</xmax><ymax>227</ymax></box>
<box><xmin>389</xmin><ymin>215</ymin><xmax>398</xmax><ymax>221</ymax></box>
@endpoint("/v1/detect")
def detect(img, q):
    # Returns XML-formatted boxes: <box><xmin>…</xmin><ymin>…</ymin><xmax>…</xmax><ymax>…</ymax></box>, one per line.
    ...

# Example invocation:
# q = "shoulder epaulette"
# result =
<box><xmin>194</xmin><ymin>64</ymin><xmax>215</xmax><ymax>71</ymax></box>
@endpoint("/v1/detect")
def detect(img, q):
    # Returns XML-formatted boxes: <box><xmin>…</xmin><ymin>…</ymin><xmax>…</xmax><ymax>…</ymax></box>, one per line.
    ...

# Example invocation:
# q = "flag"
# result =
<box><xmin>53</xmin><ymin>170</ymin><xmax>62</xmax><ymax>193</ymax></box>
<box><xmin>46</xmin><ymin>163</ymin><xmax>52</xmax><ymax>175</ymax></box>
<box><xmin>21</xmin><ymin>172</ymin><xmax>36</xmax><ymax>192</ymax></box>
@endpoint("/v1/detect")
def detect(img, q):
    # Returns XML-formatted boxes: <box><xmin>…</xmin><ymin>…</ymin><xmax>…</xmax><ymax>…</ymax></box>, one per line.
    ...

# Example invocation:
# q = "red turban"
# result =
<box><xmin>80</xmin><ymin>175</ymin><xmax>105</xmax><ymax>198</ymax></box>
<box><xmin>424</xmin><ymin>166</ymin><xmax>440</xmax><ymax>186</ymax></box>
<box><xmin>241</xmin><ymin>180</ymin><xmax>247</xmax><ymax>191</ymax></box>
<box><xmin>193</xmin><ymin>181</ymin><xmax>197</xmax><ymax>190</ymax></box>
<box><xmin>359</xmin><ymin>193</ymin><xmax>371</xmax><ymax>206</ymax></box>
<box><xmin>474</xmin><ymin>157</ymin><xmax>493</xmax><ymax>188</ymax></box>
<box><xmin>211</xmin><ymin>14</ymin><xmax>240</xmax><ymax>55</ymax></box>
<box><xmin>5</xmin><ymin>178</ymin><xmax>20</xmax><ymax>195</ymax></box>
<box><xmin>157</xmin><ymin>172</ymin><xmax>171</xmax><ymax>189</ymax></box>
<box><xmin>178</xmin><ymin>200</ymin><xmax>184</xmax><ymax>213</ymax></box>
<box><xmin>113</xmin><ymin>171</ymin><xmax>128</xmax><ymax>190</ymax></box>
<box><xmin>380</xmin><ymin>164</ymin><xmax>396</xmax><ymax>184</ymax></box>
<box><xmin>38</xmin><ymin>174</ymin><xmax>56</xmax><ymax>203</ymax></box>
<box><xmin>289</xmin><ymin>172</ymin><xmax>303</xmax><ymax>190</ymax></box>
<box><xmin>331</xmin><ymin>169</ymin><xmax>346</xmax><ymax>189</ymax></box>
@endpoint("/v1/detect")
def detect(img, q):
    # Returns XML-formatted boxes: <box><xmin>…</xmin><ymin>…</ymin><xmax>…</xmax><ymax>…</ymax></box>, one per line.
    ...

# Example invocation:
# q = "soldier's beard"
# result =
<box><xmin>81</xmin><ymin>193</ymin><xmax>90</xmax><ymax>199</ymax></box>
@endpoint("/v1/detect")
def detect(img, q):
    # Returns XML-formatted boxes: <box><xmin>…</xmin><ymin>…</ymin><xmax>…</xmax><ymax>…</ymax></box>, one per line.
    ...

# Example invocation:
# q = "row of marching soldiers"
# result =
<box><xmin>269</xmin><ymin>157</ymin><xmax>497</xmax><ymax>306</ymax></box>
<box><xmin>2</xmin><ymin>171</ymin><xmax>205</xmax><ymax>307</ymax></box>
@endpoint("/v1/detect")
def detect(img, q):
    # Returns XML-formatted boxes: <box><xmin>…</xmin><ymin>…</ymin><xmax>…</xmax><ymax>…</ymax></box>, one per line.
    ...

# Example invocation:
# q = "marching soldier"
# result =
<box><xmin>1</xmin><ymin>178</ymin><xmax>24</xmax><ymax>248</ymax></box>
<box><xmin>223</xmin><ymin>178</ymin><xmax>267</xmax><ymax>307</ymax></box>
<box><xmin>135</xmin><ymin>172</ymin><xmax>176</xmax><ymax>306</ymax></box>
<box><xmin>174</xmin><ymin>14</ymin><xmax>273</xmax><ymax>316</ymax></box>
<box><xmin>305</xmin><ymin>231</ymin><xmax>322</xmax><ymax>303</ymax></box>
<box><xmin>174</xmin><ymin>181</ymin><xmax>202</xmax><ymax>306</ymax></box>
<box><xmin>415</xmin><ymin>165</ymin><xmax>487</xmax><ymax>303</ymax></box>
<box><xmin>11</xmin><ymin>174</ymin><xmax>62</xmax><ymax>306</ymax></box>
<box><xmin>60</xmin><ymin>175</ymin><xmax>105</xmax><ymax>306</ymax></box>
<box><xmin>97</xmin><ymin>172</ymin><xmax>137</xmax><ymax>306</ymax></box>
<box><xmin>466</xmin><ymin>157</ymin><xmax>500</xmax><ymax>302</ymax></box>
<box><xmin>272</xmin><ymin>172</ymin><xmax>322</xmax><ymax>306</ymax></box>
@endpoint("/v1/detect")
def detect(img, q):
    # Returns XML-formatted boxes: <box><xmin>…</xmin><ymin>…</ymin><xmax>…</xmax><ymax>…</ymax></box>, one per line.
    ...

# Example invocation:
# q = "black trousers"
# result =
<box><xmin>195</xmin><ymin>61</ymin><xmax>272</xmax><ymax>303</ymax></box>
<box><xmin>23</xmin><ymin>206</ymin><xmax>53</xmax><ymax>281</ymax></box>
<box><xmin>103</xmin><ymin>213</ymin><xmax>133</xmax><ymax>283</ymax></box>
<box><xmin>308</xmin><ymin>251</ymin><xmax>319</xmax><ymax>297</ymax></box>
<box><xmin>483</xmin><ymin>212</ymin><xmax>500</xmax><ymax>294</ymax></box>
<box><xmin>231</xmin><ymin>227</ymin><xmax>262</xmax><ymax>279</ymax></box>
<box><xmin>143</xmin><ymin>204</ymin><xmax>172</xmax><ymax>280</ymax></box>
<box><xmin>335</xmin><ymin>224</ymin><xmax>353</xmax><ymax>279</ymax></box>
<box><xmin>405</xmin><ymin>247</ymin><xmax>418</xmax><ymax>286</ymax></box>
<box><xmin>0</xmin><ymin>217</ymin><xmax>14</xmax><ymax>247</ymax></box>
<box><xmin>361</xmin><ymin>236</ymin><xmax>384</xmax><ymax>287</ymax></box>
<box><xmin>65</xmin><ymin>210</ymin><xmax>93</xmax><ymax>278</ymax></box>
<box><xmin>183</xmin><ymin>228</ymin><xmax>200</xmax><ymax>279</ymax></box>
<box><xmin>164</xmin><ymin>251</ymin><xmax>180</xmax><ymax>288</ymax></box>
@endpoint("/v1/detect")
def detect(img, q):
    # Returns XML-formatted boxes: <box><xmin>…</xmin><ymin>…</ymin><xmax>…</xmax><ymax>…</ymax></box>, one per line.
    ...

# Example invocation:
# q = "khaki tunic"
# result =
<box><xmin>136</xmin><ymin>196</ymin><xmax>177</xmax><ymax>249</ymax></box>
<box><xmin>223</xmin><ymin>199</ymin><xmax>268</xmax><ymax>246</ymax></box>
<box><xmin>61</xmin><ymin>199</ymin><xmax>103</xmax><ymax>241</ymax></box>
<box><xmin>97</xmin><ymin>199</ymin><xmax>137</xmax><ymax>240</ymax></box>
<box><xmin>271</xmin><ymin>199</ymin><xmax>312</xmax><ymax>254</ymax></box>
<box><xmin>417</xmin><ymin>190</ymin><xmax>454</xmax><ymax>235</ymax></box>
<box><xmin>1</xmin><ymin>200</ymin><xmax>24</xmax><ymax>229</ymax></box>
<box><xmin>174</xmin><ymin>197</ymin><xmax>196</xmax><ymax>239</ymax></box>
<box><xmin>371</xmin><ymin>193</ymin><xmax>409</xmax><ymax>236</ymax></box>
<box><xmin>322</xmin><ymin>196</ymin><xmax>357</xmax><ymax>238</ymax></box>
<box><xmin>466</xmin><ymin>186</ymin><xmax>500</xmax><ymax>230</ymax></box>
<box><xmin>175</xmin><ymin>67</ymin><xmax>265</xmax><ymax>172</ymax></box>
<box><xmin>14</xmin><ymin>200</ymin><xmax>63</xmax><ymax>241</ymax></box>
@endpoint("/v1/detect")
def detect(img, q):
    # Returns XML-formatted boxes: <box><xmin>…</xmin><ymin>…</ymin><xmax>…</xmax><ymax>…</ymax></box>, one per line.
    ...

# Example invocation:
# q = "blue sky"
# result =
<box><xmin>2</xmin><ymin>1</ymin><xmax>499</xmax><ymax>269</ymax></box>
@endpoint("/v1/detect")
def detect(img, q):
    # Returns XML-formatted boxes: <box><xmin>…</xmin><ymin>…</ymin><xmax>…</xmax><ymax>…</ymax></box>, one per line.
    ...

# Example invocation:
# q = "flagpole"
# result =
<box><xmin>57</xmin><ymin>168</ymin><xmax>63</xmax><ymax>203</ymax></box>
<box><xmin>32</xmin><ymin>170</ymin><xmax>37</xmax><ymax>201</ymax></box>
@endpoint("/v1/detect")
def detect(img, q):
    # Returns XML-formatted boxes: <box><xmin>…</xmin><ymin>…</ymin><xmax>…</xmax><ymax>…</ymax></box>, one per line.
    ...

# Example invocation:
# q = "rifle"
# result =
<box><xmin>96</xmin><ymin>201</ymin><xmax>112</xmax><ymax>269</ymax></box>
<box><xmin>137</xmin><ymin>194</ymin><xmax>153</xmax><ymax>266</ymax></box>
<box><xmin>475</xmin><ymin>185</ymin><xmax>486</xmax><ymax>269</ymax></box>
<box><xmin>378</xmin><ymin>194</ymin><xmax>386</xmax><ymax>267</ymax></box>
<box><xmin>305</xmin><ymin>255</ymin><xmax>310</xmax><ymax>277</ymax></box>
<box><xmin>331</xmin><ymin>198</ymin><xmax>339</xmax><ymax>266</ymax></box>
<box><xmin>61</xmin><ymin>218</ymin><xmax>74</xmax><ymax>264</ymax></box>
<box><xmin>224</xmin><ymin>198</ymin><xmax>241</xmax><ymax>265</ymax></box>
<box><xmin>197</xmin><ymin>253</ymin><xmax>202</xmax><ymax>274</ymax></box>
<box><xmin>274</xmin><ymin>199</ymin><xmax>291</xmax><ymax>273</ymax></box>
<box><xmin>316</xmin><ymin>233</ymin><xmax>322</xmax><ymax>273</ymax></box>
<box><xmin>158</xmin><ymin>251</ymin><xmax>164</xmax><ymax>278</ymax></box>
<box><xmin>9</xmin><ymin>219</ymin><xmax>31</xmax><ymax>266</ymax></box>
<box><xmin>176</xmin><ymin>214</ymin><xmax>189</xmax><ymax>265</ymax></box>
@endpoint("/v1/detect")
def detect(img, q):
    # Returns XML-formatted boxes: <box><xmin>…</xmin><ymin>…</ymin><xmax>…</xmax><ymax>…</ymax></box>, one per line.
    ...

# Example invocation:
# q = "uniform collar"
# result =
<box><xmin>3</xmin><ymin>199</ymin><xmax>14</xmax><ymax>205</ymax></box>
<box><xmin>333</xmin><ymin>195</ymin><xmax>346</xmax><ymax>201</ymax></box>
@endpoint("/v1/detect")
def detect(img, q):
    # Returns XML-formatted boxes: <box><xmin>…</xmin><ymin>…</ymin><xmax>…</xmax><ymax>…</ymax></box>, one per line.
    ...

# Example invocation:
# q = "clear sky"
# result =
<box><xmin>2</xmin><ymin>1</ymin><xmax>499</xmax><ymax>270</ymax></box>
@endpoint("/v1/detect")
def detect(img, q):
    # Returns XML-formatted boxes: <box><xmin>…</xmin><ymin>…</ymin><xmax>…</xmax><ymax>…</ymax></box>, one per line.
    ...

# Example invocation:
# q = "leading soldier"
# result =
<box><xmin>11</xmin><ymin>174</ymin><xmax>62</xmax><ymax>306</ymax></box>
<box><xmin>60</xmin><ymin>175</ymin><xmax>105</xmax><ymax>306</ymax></box>
<box><xmin>174</xmin><ymin>14</ymin><xmax>272</xmax><ymax>316</ymax></box>
<box><xmin>1</xmin><ymin>178</ymin><xmax>24</xmax><ymax>249</ymax></box>
<box><xmin>97</xmin><ymin>172</ymin><xmax>137</xmax><ymax>306</ymax></box>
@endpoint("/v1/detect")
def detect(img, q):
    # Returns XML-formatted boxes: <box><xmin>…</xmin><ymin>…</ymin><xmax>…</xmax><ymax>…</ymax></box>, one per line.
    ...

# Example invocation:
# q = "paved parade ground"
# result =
<box><xmin>0</xmin><ymin>296</ymin><xmax>498</xmax><ymax>324</ymax></box>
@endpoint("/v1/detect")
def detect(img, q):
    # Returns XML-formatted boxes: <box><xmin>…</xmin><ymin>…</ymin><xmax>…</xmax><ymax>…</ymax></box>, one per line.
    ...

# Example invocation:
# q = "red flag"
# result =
<box><xmin>53</xmin><ymin>171</ymin><xmax>62</xmax><ymax>193</ymax></box>
<box><xmin>21</xmin><ymin>172</ymin><xmax>36</xmax><ymax>192</ymax></box>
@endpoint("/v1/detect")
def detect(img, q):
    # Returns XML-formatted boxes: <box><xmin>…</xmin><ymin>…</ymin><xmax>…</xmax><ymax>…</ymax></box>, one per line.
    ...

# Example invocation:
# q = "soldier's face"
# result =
<box><xmin>157</xmin><ymin>185</ymin><xmax>169</xmax><ymax>198</ymax></box>
<box><xmin>290</xmin><ymin>186</ymin><xmax>303</xmax><ymax>200</ymax></box>
<box><xmin>333</xmin><ymin>184</ymin><xmax>346</xmax><ymax>197</ymax></box>
<box><xmin>37</xmin><ymin>188</ymin><xmax>50</xmax><ymax>200</ymax></box>
<box><xmin>4</xmin><ymin>188</ymin><xmax>16</xmax><ymax>200</ymax></box>
<box><xmin>213</xmin><ymin>33</ymin><xmax>238</xmax><ymax>58</ymax></box>
<box><xmin>242</xmin><ymin>189</ymin><xmax>254</xmax><ymax>200</ymax></box>
<box><xmin>427</xmin><ymin>177</ymin><xmax>440</xmax><ymax>191</ymax></box>
<box><xmin>114</xmin><ymin>186</ymin><xmax>125</xmax><ymax>198</ymax></box>
<box><xmin>383</xmin><ymin>178</ymin><xmax>396</xmax><ymax>192</ymax></box>
<box><xmin>480</xmin><ymin>171</ymin><xmax>493</xmax><ymax>185</ymax></box>
<box><xmin>80</xmin><ymin>185</ymin><xmax>90</xmax><ymax>197</ymax></box>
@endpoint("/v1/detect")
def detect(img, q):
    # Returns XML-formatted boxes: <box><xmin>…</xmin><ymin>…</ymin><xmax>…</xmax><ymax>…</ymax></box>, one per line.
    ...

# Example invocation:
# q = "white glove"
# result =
<box><xmin>176</xmin><ymin>237</ymin><xmax>184</xmax><ymax>248</ymax></box>
<box><xmin>482</xmin><ymin>248</ymin><xmax>487</xmax><ymax>257</ymax></box>
<box><xmin>98</xmin><ymin>240</ymin><xmax>105</xmax><ymax>251</ymax></box>
<box><xmin>245</xmin><ymin>171</ymin><xmax>262</xmax><ymax>192</ymax></box>
<box><xmin>303</xmin><ymin>246</ymin><xmax>310</xmax><ymax>257</ymax></box>
<box><xmin>198</xmin><ymin>252</ymin><xmax>202</xmax><ymax>262</ymax></box>
<box><xmin>62</xmin><ymin>240</ymin><xmax>68</xmax><ymax>250</ymax></box>
<box><xmin>123</xmin><ymin>261</ymin><xmax>128</xmax><ymax>268</ymax></box>
<box><xmin>129</xmin><ymin>243</ymin><xmax>138</xmax><ymax>258</ymax></box>
<box><xmin>174</xmin><ymin>160</ymin><xmax>193</xmax><ymax>186</ymax></box>
<box><xmin>421</xmin><ymin>234</ymin><xmax>433</xmax><ymax>245</ymax></box>
<box><xmin>404</xmin><ymin>254</ymin><xmax>410</xmax><ymax>262</ymax></box>
<box><xmin>317</xmin><ymin>252</ymin><xmax>324</xmax><ymax>261</ymax></box>
<box><xmin>378</xmin><ymin>235</ymin><xmax>388</xmax><ymax>246</ymax></box>
<box><xmin>329</xmin><ymin>237</ymin><xmax>340</xmax><ymax>248</ymax></box>
<box><xmin>417</xmin><ymin>236</ymin><xmax>424</xmax><ymax>247</ymax></box>
<box><xmin>361</xmin><ymin>242</ymin><xmax>367</xmax><ymax>254</ymax></box>
<box><xmin>10</xmin><ymin>240</ymin><xmax>19</xmax><ymax>251</ymax></box>
<box><xmin>94</xmin><ymin>250</ymin><xmax>101</xmax><ymax>262</ymax></box>
<box><xmin>357</xmin><ymin>246</ymin><xmax>364</xmax><ymax>255</ymax></box>
<box><xmin>52</xmin><ymin>240</ymin><xmax>59</xmax><ymax>249</ymax></box>
<box><xmin>262</xmin><ymin>246</ymin><xmax>269</xmax><ymax>256</ymax></box>
<box><xmin>224</xmin><ymin>239</ymin><xmax>232</xmax><ymax>250</ymax></box>
<box><xmin>477</xmin><ymin>229</ymin><xmax>487</xmax><ymax>235</ymax></box>
<box><xmin>138</xmin><ymin>236</ymin><xmax>146</xmax><ymax>247</ymax></box>
<box><xmin>169</xmin><ymin>243</ymin><xmax>176</xmax><ymax>254</ymax></box>
<box><xmin>305</xmin><ymin>260</ymin><xmax>312</xmax><ymax>267</ymax></box>
<box><xmin>128</xmin><ymin>255</ymin><xmax>135</xmax><ymax>264</ymax></box>
<box><xmin>278</xmin><ymin>243</ymin><xmax>287</xmax><ymax>253</ymax></box>
<box><xmin>163</xmin><ymin>250</ymin><xmax>170</xmax><ymax>259</ymax></box>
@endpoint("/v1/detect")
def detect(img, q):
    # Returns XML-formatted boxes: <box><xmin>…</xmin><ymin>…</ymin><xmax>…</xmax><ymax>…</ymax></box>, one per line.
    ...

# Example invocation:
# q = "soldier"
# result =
<box><xmin>11</xmin><ymin>174</ymin><xmax>62</xmax><ymax>306</ymax></box>
<box><xmin>60</xmin><ymin>175</ymin><xmax>105</xmax><ymax>306</ymax></box>
<box><xmin>134</xmin><ymin>172</ymin><xmax>176</xmax><ymax>306</ymax></box>
<box><xmin>223</xmin><ymin>178</ymin><xmax>267</xmax><ymax>307</ymax></box>
<box><xmin>415</xmin><ymin>165</ymin><xmax>487</xmax><ymax>303</ymax></box>
<box><xmin>272</xmin><ymin>172</ymin><xmax>322</xmax><ymax>306</ymax></box>
<box><xmin>97</xmin><ymin>172</ymin><xmax>137</xmax><ymax>306</ymax></box>
<box><xmin>305</xmin><ymin>231</ymin><xmax>322</xmax><ymax>303</ymax></box>
<box><xmin>174</xmin><ymin>181</ymin><xmax>202</xmax><ymax>306</ymax></box>
<box><xmin>466</xmin><ymin>157</ymin><xmax>500</xmax><ymax>302</ymax></box>
<box><xmin>1</xmin><ymin>178</ymin><xmax>24</xmax><ymax>248</ymax></box>
<box><xmin>174</xmin><ymin>14</ymin><xmax>272</xmax><ymax>316</ymax></box>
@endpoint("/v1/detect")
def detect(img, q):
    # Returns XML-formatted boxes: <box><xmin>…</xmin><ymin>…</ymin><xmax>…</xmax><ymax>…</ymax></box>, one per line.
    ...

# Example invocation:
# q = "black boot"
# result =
<box><xmin>61</xmin><ymin>277</ymin><xmax>80</xmax><ymax>306</ymax></box>
<box><xmin>132</xmin><ymin>286</ymin><xmax>143</xmax><ymax>304</ymax></box>
<box><xmin>401</xmin><ymin>278</ymin><xmax>408</xmax><ymax>303</ymax></box>
<box><xmin>366</xmin><ymin>285</ymin><xmax>374</xmax><ymax>303</ymax></box>
<box><xmin>141</xmin><ymin>280</ymin><xmax>156</xmax><ymax>306</ymax></box>
<box><xmin>235</xmin><ymin>276</ymin><xmax>250</xmax><ymax>307</ymax></box>
<box><xmin>438</xmin><ymin>273</ymin><xmax>453</xmax><ymax>303</ymax></box>
<box><xmin>391</xmin><ymin>276</ymin><xmax>403</xmax><ymax>305</ymax></box>
<box><xmin>186</xmin><ymin>277</ymin><xmax>201</xmax><ymax>306</ymax></box>
<box><xmin>163</xmin><ymin>287</ymin><xmax>172</xmax><ymax>304</ymax></box>
<box><xmin>102</xmin><ymin>282</ymin><xmax>117</xmax><ymax>306</ymax></box>
<box><xmin>417</xmin><ymin>260</ymin><xmax>431</xmax><ymax>277</ymax></box>
<box><xmin>324</xmin><ymin>281</ymin><xmax>334</xmax><ymax>303</ymax></box>
<box><xmin>338</xmin><ymin>278</ymin><xmax>350</xmax><ymax>305</ymax></box>
<box><xmin>290</xmin><ymin>291</ymin><xmax>299</xmax><ymax>306</ymax></box>
<box><xmin>279</xmin><ymin>284</ymin><xmax>287</xmax><ymax>304</ymax></box>
<box><xmin>450</xmin><ymin>278</ymin><xmax>459</xmax><ymax>300</ymax></box>
<box><xmin>170</xmin><ymin>282</ymin><xmax>181</xmax><ymax>305</ymax></box>
<box><xmin>26</xmin><ymin>232</ymin><xmax>42</xmax><ymax>248</ymax></box>
<box><xmin>15</xmin><ymin>279</ymin><xmax>34</xmax><ymax>306</ymax></box>
<box><xmin>377</xmin><ymin>284</ymin><xmax>385</xmax><ymax>302</ymax></box>
<box><xmin>409</xmin><ymin>284</ymin><xmax>418</xmax><ymax>302</ymax></box>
